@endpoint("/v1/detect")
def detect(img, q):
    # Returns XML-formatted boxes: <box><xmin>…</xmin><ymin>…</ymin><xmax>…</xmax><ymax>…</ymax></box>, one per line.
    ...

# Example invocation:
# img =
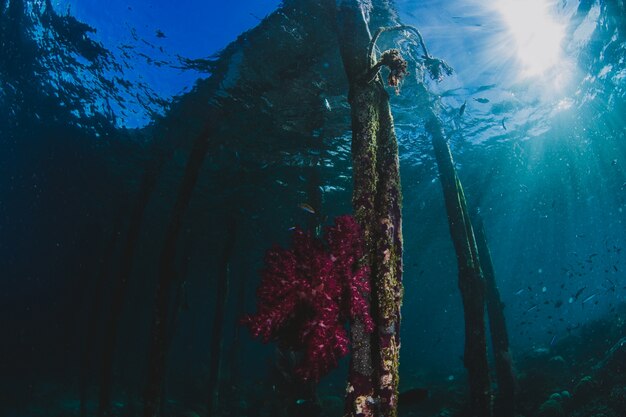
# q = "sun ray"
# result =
<box><xmin>495</xmin><ymin>0</ymin><xmax>566</xmax><ymax>77</ymax></box>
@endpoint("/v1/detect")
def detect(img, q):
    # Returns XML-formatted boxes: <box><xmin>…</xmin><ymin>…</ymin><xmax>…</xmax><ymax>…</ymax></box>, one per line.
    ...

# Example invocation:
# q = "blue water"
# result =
<box><xmin>1</xmin><ymin>0</ymin><xmax>625</xmax><ymax>416</ymax></box>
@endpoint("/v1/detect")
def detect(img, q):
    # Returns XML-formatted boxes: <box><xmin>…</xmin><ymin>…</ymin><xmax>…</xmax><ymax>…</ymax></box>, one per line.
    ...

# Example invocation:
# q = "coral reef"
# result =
<box><xmin>243</xmin><ymin>215</ymin><xmax>373</xmax><ymax>382</ymax></box>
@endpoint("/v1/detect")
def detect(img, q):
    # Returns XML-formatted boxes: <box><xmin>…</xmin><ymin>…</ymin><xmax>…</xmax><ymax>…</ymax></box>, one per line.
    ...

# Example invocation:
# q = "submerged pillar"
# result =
<box><xmin>99</xmin><ymin>151</ymin><xmax>168</xmax><ymax>417</ymax></box>
<box><xmin>80</xmin><ymin>214</ymin><xmax>124</xmax><ymax>417</ymax></box>
<box><xmin>207</xmin><ymin>218</ymin><xmax>237</xmax><ymax>416</ymax></box>
<box><xmin>426</xmin><ymin>115</ymin><xmax>492</xmax><ymax>417</ymax></box>
<box><xmin>336</xmin><ymin>2</ymin><xmax>403</xmax><ymax>416</ymax></box>
<box><xmin>474</xmin><ymin>213</ymin><xmax>516</xmax><ymax>417</ymax></box>
<box><xmin>143</xmin><ymin>118</ymin><xmax>216</xmax><ymax>417</ymax></box>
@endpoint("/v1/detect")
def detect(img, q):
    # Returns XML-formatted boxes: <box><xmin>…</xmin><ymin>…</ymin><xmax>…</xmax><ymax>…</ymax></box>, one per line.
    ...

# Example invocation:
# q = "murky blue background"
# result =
<box><xmin>1</xmin><ymin>0</ymin><xmax>624</xmax><ymax>416</ymax></box>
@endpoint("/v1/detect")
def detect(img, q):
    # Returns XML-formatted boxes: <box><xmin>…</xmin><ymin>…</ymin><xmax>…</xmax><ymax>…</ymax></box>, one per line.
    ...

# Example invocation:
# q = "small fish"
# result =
<box><xmin>473</xmin><ymin>97</ymin><xmax>490</xmax><ymax>103</ymax></box>
<box><xmin>287</xmin><ymin>226</ymin><xmax>297</xmax><ymax>231</ymax></box>
<box><xmin>298</xmin><ymin>203</ymin><xmax>316</xmax><ymax>214</ymax></box>
<box><xmin>294</xmin><ymin>398</ymin><xmax>322</xmax><ymax>413</ymax></box>
<box><xmin>155</xmin><ymin>29</ymin><xmax>166</xmax><ymax>38</ymax></box>
<box><xmin>502</xmin><ymin>118</ymin><xmax>507</xmax><ymax>130</ymax></box>
<box><xmin>582</xmin><ymin>294</ymin><xmax>597</xmax><ymax>304</ymax></box>
<box><xmin>459</xmin><ymin>100</ymin><xmax>467</xmax><ymax>116</ymax></box>
<box><xmin>324</xmin><ymin>98</ymin><xmax>332</xmax><ymax>111</ymax></box>
<box><xmin>276</xmin><ymin>180</ymin><xmax>288</xmax><ymax>187</ymax></box>
<box><xmin>550</xmin><ymin>335</ymin><xmax>557</xmax><ymax>346</ymax></box>
<box><xmin>515</xmin><ymin>288</ymin><xmax>525</xmax><ymax>295</ymax></box>
<box><xmin>527</xmin><ymin>304</ymin><xmax>538</xmax><ymax>312</ymax></box>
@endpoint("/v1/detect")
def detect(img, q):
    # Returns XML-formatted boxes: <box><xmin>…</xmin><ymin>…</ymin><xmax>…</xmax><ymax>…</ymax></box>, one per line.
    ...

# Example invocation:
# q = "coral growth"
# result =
<box><xmin>423</xmin><ymin>55</ymin><xmax>454</xmax><ymax>82</ymax></box>
<box><xmin>379</xmin><ymin>49</ymin><xmax>408</xmax><ymax>93</ymax></box>
<box><xmin>242</xmin><ymin>215</ymin><xmax>373</xmax><ymax>381</ymax></box>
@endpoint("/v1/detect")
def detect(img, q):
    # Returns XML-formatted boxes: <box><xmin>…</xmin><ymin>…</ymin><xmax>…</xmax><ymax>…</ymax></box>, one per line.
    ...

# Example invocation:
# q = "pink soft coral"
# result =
<box><xmin>242</xmin><ymin>215</ymin><xmax>373</xmax><ymax>381</ymax></box>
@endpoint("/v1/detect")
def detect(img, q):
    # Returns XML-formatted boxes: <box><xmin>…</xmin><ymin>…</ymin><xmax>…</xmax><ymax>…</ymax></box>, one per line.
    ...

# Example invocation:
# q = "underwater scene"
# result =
<box><xmin>1</xmin><ymin>0</ymin><xmax>626</xmax><ymax>416</ymax></box>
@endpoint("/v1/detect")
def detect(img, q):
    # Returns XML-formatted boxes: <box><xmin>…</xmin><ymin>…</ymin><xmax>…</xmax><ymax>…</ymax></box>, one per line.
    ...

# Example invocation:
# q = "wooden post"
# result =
<box><xmin>143</xmin><ymin>118</ymin><xmax>217</xmax><ymax>417</ymax></box>
<box><xmin>80</xmin><ymin>216</ymin><xmax>122</xmax><ymax>417</ymax></box>
<box><xmin>207</xmin><ymin>219</ymin><xmax>237</xmax><ymax>416</ymax></box>
<box><xmin>426</xmin><ymin>114</ymin><xmax>492</xmax><ymax>417</ymax></box>
<box><xmin>474</xmin><ymin>213</ymin><xmax>516</xmax><ymax>417</ymax></box>
<box><xmin>99</xmin><ymin>152</ymin><xmax>167</xmax><ymax>417</ymax></box>
<box><xmin>228</xmin><ymin>265</ymin><xmax>247</xmax><ymax>385</ymax></box>
<box><xmin>336</xmin><ymin>2</ymin><xmax>403</xmax><ymax>416</ymax></box>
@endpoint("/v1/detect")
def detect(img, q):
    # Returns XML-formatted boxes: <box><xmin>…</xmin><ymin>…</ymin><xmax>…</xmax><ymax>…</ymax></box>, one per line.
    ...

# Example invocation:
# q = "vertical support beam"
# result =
<box><xmin>99</xmin><ymin>152</ymin><xmax>167</xmax><ymax>417</ymax></box>
<box><xmin>143</xmin><ymin>118</ymin><xmax>216</xmax><ymax>417</ymax></box>
<box><xmin>80</xmin><ymin>215</ymin><xmax>123</xmax><ymax>417</ymax></box>
<box><xmin>474</xmin><ymin>214</ymin><xmax>516</xmax><ymax>417</ymax></box>
<box><xmin>426</xmin><ymin>115</ymin><xmax>492</xmax><ymax>417</ymax></box>
<box><xmin>336</xmin><ymin>4</ymin><xmax>377</xmax><ymax>415</ymax></box>
<box><xmin>336</xmin><ymin>2</ymin><xmax>403</xmax><ymax>416</ymax></box>
<box><xmin>207</xmin><ymin>218</ymin><xmax>237</xmax><ymax>416</ymax></box>
<box><xmin>372</xmin><ymin>91</ymin><xmax>403</xmax><ymax>416</ymax></box>
<box><xmin>229</xmin><ymin>266</ymin><xmax>247</xmax><ymax>384</ymax></box>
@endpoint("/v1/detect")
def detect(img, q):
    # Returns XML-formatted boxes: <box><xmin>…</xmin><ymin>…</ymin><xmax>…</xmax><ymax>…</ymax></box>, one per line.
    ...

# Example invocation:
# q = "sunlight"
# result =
<box><xmin>496</xmin><ymin>0</ymin><xmax>565</xmax><ymax>77</ymax></box>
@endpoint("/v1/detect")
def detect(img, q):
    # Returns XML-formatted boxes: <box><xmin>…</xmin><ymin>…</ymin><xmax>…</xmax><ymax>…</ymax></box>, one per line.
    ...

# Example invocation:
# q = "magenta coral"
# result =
<box><xmin>242</xmin><ymin>215</ymin><xmax>373</xmax><ymax>381</ymax></box>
